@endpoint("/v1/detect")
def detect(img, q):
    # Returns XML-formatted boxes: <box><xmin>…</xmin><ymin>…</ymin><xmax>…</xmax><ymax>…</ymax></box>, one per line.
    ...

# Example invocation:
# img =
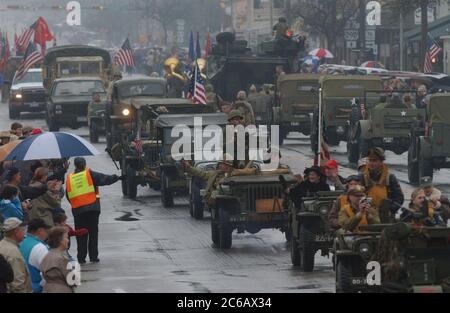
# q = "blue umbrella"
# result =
<box><xmin>5</xmin><ymin>132</ymin><xmax>100</xmax><ymax>161</ymax></box>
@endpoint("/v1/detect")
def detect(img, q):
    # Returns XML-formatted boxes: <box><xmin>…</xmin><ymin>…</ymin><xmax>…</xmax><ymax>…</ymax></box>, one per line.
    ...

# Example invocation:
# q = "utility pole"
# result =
<box><xmin>269</xmin><ymin>0</ymin><xmax>274</xmax><ymax>31</ymax></box>
<box><xmin>400</xmin><ymin>10</ymin><xmax>404</xmax><ymax>71</ymax></box>
<box><xmin>359</xmin><ymin>0</ymin><xmax>366</xmax><ymax>63</ymax></box>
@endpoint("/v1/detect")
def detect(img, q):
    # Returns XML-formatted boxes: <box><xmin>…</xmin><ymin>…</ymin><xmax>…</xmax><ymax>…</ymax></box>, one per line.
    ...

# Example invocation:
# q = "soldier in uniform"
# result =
<box><xmin>358</xmin><ymin>147</ymin><xmax>404</xmax><ymax>220</ymax></box>
<box><xmin>205</xmin><ymin>84</ymin><xmax>218</xmax><ymax>111</ymax></box>
<box><xmin>329</xmin><ymin>175</ymin><xmax>362</xmax><ymax>231</ymax></box>
<box><xmin>228</xmin><ymin>110</ymin><xmax>244</xmax><ymax>126</ymax></box>
<box><xmin>234</xmin><ymin>91</ymin><xmax>256</xmax><ymax>126</ymax></box>
<box><xmin>181</xmin><ymin>155</ymin><xmax>236</xmax><ymax>207</ymax></box>
<box><xmin>273</xmin><ymin>17</ymin><xmax>289</xmax><ymax>40</ymax></box>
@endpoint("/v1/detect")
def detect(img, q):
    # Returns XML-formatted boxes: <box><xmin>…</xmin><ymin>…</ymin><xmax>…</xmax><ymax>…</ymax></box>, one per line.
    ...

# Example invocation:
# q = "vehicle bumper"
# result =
<box><xmin>10</xmin><ymin>101</ymin><xmax>46</xmax><ymax>112</ymax></box>
<box><xmin>228</xmin><ymin>212</ymin><xmax>288</xmax><ymax>229</ymax></box>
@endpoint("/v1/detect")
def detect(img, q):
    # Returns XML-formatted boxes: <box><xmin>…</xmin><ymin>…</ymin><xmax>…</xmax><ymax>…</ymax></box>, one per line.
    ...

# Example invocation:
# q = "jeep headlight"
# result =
<box><xmin>319</xmin><ymin>205</ymin><xmax>329</xmax><ymax>215</ymax></box>
<box><xmin>358</xmin><ymin>243</ymin><xmax>371</xmax><ymax>257</ymax></box>
<box><xmin>220</xmin><ymin>185</ymin><xmax>232</xmax><ymax>194</ymax></box>
<box><xmin>122</xmin><ymin>108</ymin><xmax>130</xmax><ymax>116</ymax></box>
<box><xmin>15</xmin><ymin>93</ymin><xmax>23</xmax><ymax>99</ymax></box>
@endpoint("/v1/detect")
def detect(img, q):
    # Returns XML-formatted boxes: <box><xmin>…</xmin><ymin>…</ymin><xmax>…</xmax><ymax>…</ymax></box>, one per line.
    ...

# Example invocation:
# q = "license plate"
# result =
<box><xmin>291</xmin><ymin>122</ymin><xmax>300</xmax><ymax>126</ymax></box>
<box><xmin>383</xmin><ymin>137</ymin><xmax>393</xmax><ymax>143</ymax></box>
<box><xmin>77</xmin><ymin>117</ymin><xmax>87</xmax><ymax>122</ymax></box>
<box><xmin>315</xmin><ymin>234</ymin><xmax>334</xmax><ymax>242</ymax></box>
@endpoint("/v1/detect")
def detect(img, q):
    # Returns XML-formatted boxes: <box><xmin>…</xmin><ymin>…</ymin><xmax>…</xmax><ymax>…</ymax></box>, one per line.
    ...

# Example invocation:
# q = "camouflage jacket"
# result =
<box><xmin>186</xmin><ymin>165</ymin><xmax>227</xmax><ymax>205</ymax></box>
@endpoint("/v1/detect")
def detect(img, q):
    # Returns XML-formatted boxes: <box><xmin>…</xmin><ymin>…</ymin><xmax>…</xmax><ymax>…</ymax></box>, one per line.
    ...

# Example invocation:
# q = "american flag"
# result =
<box><xmin>17</xmin><ymin>20</ymin><xmax>38</xmax><ymax>53</ymax></box>
<box><xmin>187</xmin><ymin>61</ymin><xmax>207</xmax><ymax>105</ymax></box>
<box><xmin>15</xmin><ymin>42</ymin><xmax>43</xmax><ymax>81</ymax></box>
<box><xmin>424</xmin><ymin>35</ymin><xmax>442</xmax><ymax>73</ymax></box>
<box><xmin>114</xmin><ymin>38</ymin><xmax>135</xmax><ymax>67</ymax></box>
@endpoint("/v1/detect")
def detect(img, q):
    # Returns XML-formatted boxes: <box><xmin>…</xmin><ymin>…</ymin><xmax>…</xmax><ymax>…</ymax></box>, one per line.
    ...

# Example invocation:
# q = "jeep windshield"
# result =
<box><xmin>118</xmin><ymin>83</ymin><xmax>165</xmax><ymax>99</ymax></box>
<box><xmin>13</xmin><ymin>71</ymin><xmax>42</xmax><ymax>85</ymax></box>
<box><xmin>53</xmin><ymin>80</ymin><xmax>105</xmax><ymax>96</ymax></box>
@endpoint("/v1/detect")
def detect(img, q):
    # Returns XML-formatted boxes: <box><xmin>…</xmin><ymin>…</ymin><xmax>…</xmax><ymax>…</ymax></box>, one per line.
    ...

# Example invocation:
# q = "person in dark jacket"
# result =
<box><xmin>66</xmin><ymin>157</ymin><xmax>122</xmax><ymax>264</ymax></box>
<box><xmin>358</xmin><ymin>147</ymin><xmax>404</xmax><ymax>220</ymax></box>
<box><xmin>0</xmin><ymin>253</ymin><xmax>14</xmax><ymax>293</ymax></box>
<box><xmin>287</xmin><ymin>166</ymin><xmax>330</xmax><ymax>208</ymax></box>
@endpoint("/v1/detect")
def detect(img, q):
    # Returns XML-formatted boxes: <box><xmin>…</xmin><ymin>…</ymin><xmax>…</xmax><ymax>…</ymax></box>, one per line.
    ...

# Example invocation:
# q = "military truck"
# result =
<box><xmin>289</xmin><ymin>191</ymin><xmax>343</xmax><ymax>271</ymax></box>
<box><xmin>207</xmin><ymin>32</ymin><xmax>304</xmax><ymax>103</ymax></box>
<box><xmin>334</xmin><ymin>223</ymin><xmax>450</xmax><ymax>293</ymax></box>
<box><xmin>310</xmin><ymin>76</ymin><xmax>383</xmax><ymax>152</ymax></box>
<box><xmin>112</xmin><ymin>98</ymin><xmax>222</xmax><ymax>202</ymax></box>
<box><xmin>46</xmin><ymin>77</ymin><xmax>106</xmax><ymax>131</ymax></box>
<box><xmin>275</xmin><ymin>74</ymin><xmax>321</xmax><ymax>144</ymax></box>
<box><xmin>347</xmin><ymin>90</ymin><xmax>425</xmax><ymax>163</ymax></box>
<box><xmin>42</xmin><ymin>45</ymin><xmax>112</xmax><ymax>91</ymax></box>
<box><xmin>104</xmin><ymin>77</ymin><xmax>167</xmax><ymax>150</ymax></box>
<box><xmin>210</xmin><ymin>170</ymin><xmax>297</xmax><ymax>249</ymax></box>
<box><xmin>408</xmin><ymin>93</ymin><xmax>450</xmax><ymax>184</ymax></box>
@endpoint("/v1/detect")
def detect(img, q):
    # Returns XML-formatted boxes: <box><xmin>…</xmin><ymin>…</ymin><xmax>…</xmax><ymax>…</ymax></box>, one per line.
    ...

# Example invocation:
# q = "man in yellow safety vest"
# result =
<box><xmin>66</xmin><ymin>157</ymin><xmax>122</xmax><ymax>264</ymax></box>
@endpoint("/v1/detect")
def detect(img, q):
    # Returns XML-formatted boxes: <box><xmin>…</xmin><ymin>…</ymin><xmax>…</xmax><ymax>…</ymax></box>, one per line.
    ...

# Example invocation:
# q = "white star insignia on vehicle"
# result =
<box><xmin>351</xmin><ymin>98</ymin><xmax>357</xmax><ymax>106</ymax></box>
<box><xmin>401</xmin><ymin>111</ymin><xmax>407</xmax><ymax>117</ymax></box>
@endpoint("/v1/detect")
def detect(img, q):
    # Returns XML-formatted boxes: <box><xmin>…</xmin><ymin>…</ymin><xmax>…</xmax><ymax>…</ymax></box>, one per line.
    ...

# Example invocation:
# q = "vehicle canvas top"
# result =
<box><xmin>155</xmin><ymin>113</ymin><xmax>228</xmax><ymax>128</ymax></box>
<box><xmin>43</xmin><ymin>45</ymin><xmax>111</xmax><ymax>66</ymax></box>
<box><xmin>278</xmin><ymin>73</ymin><xmax>321</xmax><ymax>104</ymax></box>
<box><xmin>321</xmin><ymin>75</ymin><xmax>383</xmax><ymax>98</ymax></box>
<box><xmin>427</xmin><ymin>93</ymin><xmax>450</xmax><ymax>124</ymax></box>
<box><xmin>222</xmin><ymin>173</ymin><xmax>297</xmax><ymax>185</ymax></box>
<box><xmin>114</xmin><ymin>77</ymin><xmax>166</xmax><ymax>88</ymax></box>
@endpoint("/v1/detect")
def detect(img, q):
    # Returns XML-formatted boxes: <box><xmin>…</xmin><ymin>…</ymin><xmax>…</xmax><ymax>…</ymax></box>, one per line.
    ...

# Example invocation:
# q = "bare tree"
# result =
<box><xmin>291</xmin><ymin>0</ymin><xmax>359</xmax><ymax>52</ymax></box>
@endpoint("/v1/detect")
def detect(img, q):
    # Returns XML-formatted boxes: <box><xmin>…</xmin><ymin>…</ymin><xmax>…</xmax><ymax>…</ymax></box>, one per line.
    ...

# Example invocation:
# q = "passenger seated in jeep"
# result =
<box><xmin>329</xmin><ymin>175</ymin><xmax>362</xmax><ymax>231</ymax></box>
<box><xmin>400</xmin><ymin>188</ymin><xmax>444</xmax><ymax>227</ymax></box>
<box><xmin>338</xmin><ymin>186</ymin><xmax>380</xmax><ymax>233</ymax></box>
<box><xmin>287</xmin><ymin>166</ymin><xmax>330</xmax><ymax>209</ymax></box>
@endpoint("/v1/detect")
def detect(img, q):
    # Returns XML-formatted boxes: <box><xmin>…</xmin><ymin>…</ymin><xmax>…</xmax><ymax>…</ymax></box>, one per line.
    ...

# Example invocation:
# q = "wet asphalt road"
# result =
<box><xmin>1</xmin><ymin>106</ymin><xmax>448</xmax><ymax>293</ymax></box>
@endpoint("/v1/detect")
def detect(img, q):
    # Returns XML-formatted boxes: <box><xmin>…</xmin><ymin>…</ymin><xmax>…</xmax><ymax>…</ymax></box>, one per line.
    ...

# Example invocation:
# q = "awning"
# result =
<box><xmin>405</xmin><ymin>14</ymin><xmax>450</xmax><ymax>41</ymax></box>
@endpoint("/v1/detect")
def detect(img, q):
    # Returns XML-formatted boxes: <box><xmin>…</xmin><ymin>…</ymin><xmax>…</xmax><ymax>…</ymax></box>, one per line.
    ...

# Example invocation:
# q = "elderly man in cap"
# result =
<box><xmin>358</xmin><ymin>147</ymin><xmax>404</xmax><ymax>219</ymax></box>
<box><xmin>66</xmin><ymin>157</ymin><xmax>123</xmax><ymax>264</ymax></box>
<box><xmin>287</xmin><ymin>166</ymin><xmax>330</xmax><ymax>209</ymax></box>
<box><xmin>181</xmin><ymin>154</ymin><xmax>236</xmax><ymax>207</ymax></box>
<box><xmin>324</xmin><ymin>160</ymin><xmax>346</xmax><ymax>191</ymax></box>
<box><xmin>0</xmin><ymin>217</ymin><xmax>32</xmax><ymax>293</ymax></box>
<box><xmin>19</xmin><ymin>218</ymin><xmax>50</xmax><ymax>293</ymax></box>
<box><xmin>338</xmin><ymin>185</ymin><xmax>380</xmax><ymax>233</ymax></box>
<box><xmin>234</xmin><ymin>91</ymin><xmax>256</xmax><ymax>127</ymax></box>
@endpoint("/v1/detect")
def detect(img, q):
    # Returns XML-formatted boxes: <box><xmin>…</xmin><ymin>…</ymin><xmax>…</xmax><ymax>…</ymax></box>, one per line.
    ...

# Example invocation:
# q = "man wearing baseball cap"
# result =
<box><xmin>0</xmin><ymin>218</ymin><xmax>32</xmax><ymax>293</ymax></box>
<box><xmin>324</xmin><ymin>160</ymin><xmax>346</xmax><ymax>191</ymax></box>
<box><xmin>358</xmin><ymin>147</ymin><xmax>404</xmax><ymax>219</ymax></box>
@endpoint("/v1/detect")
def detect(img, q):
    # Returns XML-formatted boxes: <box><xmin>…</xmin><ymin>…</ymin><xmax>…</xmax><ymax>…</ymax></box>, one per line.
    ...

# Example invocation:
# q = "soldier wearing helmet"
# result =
<box><xmin>234</xmin><ymin>91</ymin><xmax>255</xmax><ymax>126</ymax></box>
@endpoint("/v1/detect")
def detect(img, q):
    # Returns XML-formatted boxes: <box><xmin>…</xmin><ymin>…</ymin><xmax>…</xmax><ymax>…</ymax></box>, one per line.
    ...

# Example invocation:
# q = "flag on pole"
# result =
<box><xmin>196</xmin><ymin>32</ymin><xmax>201</xmax><ymax>59</ymax></box>
<box><xmin>187</xmin><ymin>61</ymin><xmax>207</xmax><ymax>105</ymax></box>
<box><xmin>424</xmin><ymin>34</ymin><xmax>442</xmax><ymax>73</ymax></box>
<box><xmin>114</xmin><ymin>38</ymin><xmax>136</xmax><ymax>67</ymax></box>
<box><xmin>188</xmin><ymin>31</ymin><xmax>195</xmax><ymax>61</ymax></box>
<box><xmin>34</xmin><ymin>17</ymin><xmax>54</xmax><ymax>54</ymax></box>
<box><xmin>0</xmin><ymin>32</ymin><xmax>11</xmax><ymax>71</ymax></box>
<box><xmin>204</xmin><ymin>32</ymin><xmax>212</xmax><ymax>59</ymax></box>
<box><xmin>17</xmin><ymin>20</ymin><xmax>38</xmax><ymax>53</ymax></box>
<box><xmin>15</xmin><ymin>42</ymin><xmax>43</xmax><ymax>81</ymax></box>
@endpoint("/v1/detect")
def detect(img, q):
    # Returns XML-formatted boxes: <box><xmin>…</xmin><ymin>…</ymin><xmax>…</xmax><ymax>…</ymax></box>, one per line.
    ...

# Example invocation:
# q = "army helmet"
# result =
<box><xmin>228</xmin><ymin>110</ymin><xmax>244</xmax><ymax>121</ymax></box>
<box><xmin>367</xmin><ymin>147</ymin><xmax>386</xmax><ymax>161</ymax></box>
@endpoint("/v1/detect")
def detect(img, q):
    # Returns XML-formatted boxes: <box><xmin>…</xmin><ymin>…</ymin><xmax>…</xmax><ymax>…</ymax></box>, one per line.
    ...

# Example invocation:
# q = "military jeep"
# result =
<box><xmin>104</xmin><ymin>76</ymin><xmax>167</xmax><ymax>150</ymax></box>
<box><xmin>347</xmin><ymin>90</ymin><xmax>425</xmax><ymax>163</ymax></box>
<box><xmin>210</xmin><ymin>172</ymin><xmax>297</xmax><ymax>249</ymax></box>
<box><xmin>311</xmin><ymin>76</ymin><xmax>383</xmax><ymax>152</ymax></box>
<box><xmin>155</xmin><ymin>112</ymin><xmax>228</xmax><ymax>208</ymax></box>
<box><xmin>408</xmin><ymin>93</ymin><xmax>450</xmax><ymax>184</ymax></box>
<box><xmin>275</xmin><ymin>74</ymin><xmax>321</xmax><ymax>144</ymax></box>
<box><xmin>113</xmin><ymin>99</ymin><xmax>220</xmax><ymax>200</ymax></box>
<box><xmin>334</xmin><ymin>223</ymin><xmax>450</xmax><ymax>293</ymax></box>
<box><xmin>290</xmin><ymin>191</ymin><xmax>343</xmax><ymax>271</ymax></box>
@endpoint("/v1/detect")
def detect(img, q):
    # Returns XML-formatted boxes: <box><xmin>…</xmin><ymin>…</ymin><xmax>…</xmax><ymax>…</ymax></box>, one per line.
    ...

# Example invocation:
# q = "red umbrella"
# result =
<box><xmin>309</xmin><ymin>48</ymin><xmax>334</xmax><ymax>59</ymax></box>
